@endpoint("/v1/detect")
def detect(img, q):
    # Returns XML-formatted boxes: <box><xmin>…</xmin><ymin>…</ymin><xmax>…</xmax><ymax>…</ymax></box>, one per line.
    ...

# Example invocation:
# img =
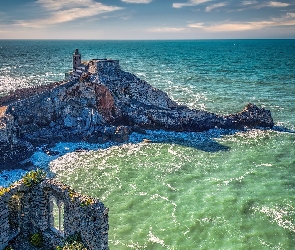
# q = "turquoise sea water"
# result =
<box><xmin>1</xmin><ymin>40</ymin><xmax>295</xmax><ymax>249</ymax></box>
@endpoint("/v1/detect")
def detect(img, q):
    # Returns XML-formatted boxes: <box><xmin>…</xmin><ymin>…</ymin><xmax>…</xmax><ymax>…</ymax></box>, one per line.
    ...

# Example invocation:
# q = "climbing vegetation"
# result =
<box><xmin>23</xmin><ymin>169</ymin><xmax>46</xmax><ymax>187</ymax></box>
<box><xmin>0</xmin><ymin>187</ymin><xmax>10</xmax><ymax>196</ymax></box>
<box><xmin>29</xmin><ymin>232</ymin><xmax>44</xmax><ymax>247</ymax></box>
<box><xmin>56</xmin><ymin>233</ymin><xmax>87</xmax><ymax>250</ymax></box>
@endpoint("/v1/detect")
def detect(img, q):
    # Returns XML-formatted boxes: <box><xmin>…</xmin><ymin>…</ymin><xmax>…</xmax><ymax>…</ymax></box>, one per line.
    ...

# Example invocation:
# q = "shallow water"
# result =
<box><xmin>1</xmin><ymin>40</ymin><xmax>295</xmax><ymax>249</ymax></box>
<box><xmin>46</xmin><ymin>129</ymin><xmax>294</xmax><ymax>249</ymax></box>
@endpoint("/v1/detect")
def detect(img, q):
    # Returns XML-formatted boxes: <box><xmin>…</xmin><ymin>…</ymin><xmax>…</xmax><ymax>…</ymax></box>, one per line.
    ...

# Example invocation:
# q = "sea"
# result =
<box><xmin>0</xmin><ymin>39</ymin><xmax>295</xmax><ymax>249</ymax></box>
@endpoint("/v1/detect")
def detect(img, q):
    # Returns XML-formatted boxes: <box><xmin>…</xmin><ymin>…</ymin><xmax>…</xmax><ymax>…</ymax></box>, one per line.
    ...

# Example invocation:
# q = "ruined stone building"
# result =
<box><xmin>0</xmin><ymin>178</ymin><xmax>109</xmax><ymax>250</ymax></box>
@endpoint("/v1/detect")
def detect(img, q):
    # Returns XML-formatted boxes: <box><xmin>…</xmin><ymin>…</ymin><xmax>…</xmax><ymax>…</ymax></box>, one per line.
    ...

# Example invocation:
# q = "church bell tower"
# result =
<box><xmin>73</xmin><ymin>49</ymin><xmax>81</xmax><ymax>71</ymax></box>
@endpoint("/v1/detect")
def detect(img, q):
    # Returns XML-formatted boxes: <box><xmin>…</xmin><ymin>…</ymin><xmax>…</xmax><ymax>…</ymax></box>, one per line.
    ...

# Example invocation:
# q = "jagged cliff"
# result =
<box><xmin>0</xmin><ymin>59</ymin><xmax>274</xmax><ymax>168</ymax></box>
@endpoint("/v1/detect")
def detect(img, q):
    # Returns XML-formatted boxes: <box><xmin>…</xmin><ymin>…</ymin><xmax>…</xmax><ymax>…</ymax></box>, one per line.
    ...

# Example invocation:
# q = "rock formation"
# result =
<box><xmin>0</xmin><ymin>58</ymin><xmax>274</xmax><ymax>168</ymax></box>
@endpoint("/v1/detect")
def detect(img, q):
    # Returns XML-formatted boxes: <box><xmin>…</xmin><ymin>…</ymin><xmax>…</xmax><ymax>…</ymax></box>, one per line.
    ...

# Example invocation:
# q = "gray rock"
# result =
<box><xmin>0</xmin><ymin>58</ymin><xmax>274</xmax><ymax>168</ymax></box>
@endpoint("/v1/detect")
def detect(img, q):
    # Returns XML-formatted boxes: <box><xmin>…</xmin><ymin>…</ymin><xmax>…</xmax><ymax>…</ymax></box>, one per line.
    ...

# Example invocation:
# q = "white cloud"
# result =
<box><xmin>147</xmin><ymin>27</ymin><xmax>187</xmax><ymax>32</ymax></box>
<box><xmin>172</xmin><ymin>0</ymin><xmax>212</xmax><ymax>9</ymax></box>
<box><xmin>202</xmin><ymin>21</ymin><xmax>275</xmax><ymax>31</ymax></box>
<box><xmin>187</xmin><ymin>22</ymin><xmax>204</xmax><ymax>28</ymax></box>
<box><xmin>121</xmin><ymin>0</ymin><xmax>153</xmax><ymax>3</ymax></box>
<box><xmin>252</xmin><ymin>1</ymin><xmax>291</xmax><ymax>10</ymax></box>
<box><xmin>267</xmin><ymin>1</ymin><xmax>290</xmax><ymax>7</ymax></box>
<box><xmin>205</xmin><ymin>2</ymin><xmax>228</xmax><ymax>12</ymax></box>
<box><xmin>36</xmin><ymin>0</ymin><xmax>92</xmax><ymax>10</ymax></box>
<box><xmin>239</xmin><ymin>1</ymin><xmax>290</xmax><ymax>11</ymax></box>
<box><xmin>242</xmin><ymin>1</ymin><xmax>258</xmax><ymax>5</ymax></box>
<box><xmin>272</xmin><ymin>12</ymin><xmax>295</xmax><ymax>25</ymax></box>
<box><xmin>285</xmin><ymin>12</ymin><xmax>295</xmax><ymax>18</ymax></box>
<box><xmin>188</xmin><ymin>12</ymin><xmax>295</xmax><ymax>32</ymax></box>
<box><xmin>16</xmin><ymin>0</ymin><xmax>122</xmax><ymax>28</ymax></box>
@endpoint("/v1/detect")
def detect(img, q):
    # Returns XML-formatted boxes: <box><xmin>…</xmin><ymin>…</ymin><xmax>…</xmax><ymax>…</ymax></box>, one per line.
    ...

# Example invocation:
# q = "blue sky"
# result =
<box><xmin>0</xmin><ymin>0</ymin><xmax>295</xmax><ymax>39</ymax></box>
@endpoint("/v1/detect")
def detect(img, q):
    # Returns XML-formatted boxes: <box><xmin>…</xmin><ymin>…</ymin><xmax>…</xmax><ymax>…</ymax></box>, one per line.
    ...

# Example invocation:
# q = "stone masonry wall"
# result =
<box><xmin>0</xmin><ymin>81</ymin><xmax>65</xmax><ymax>106</ymax></box>
<box><xmin>0</xmin><ymin>178</ymin><xmax>109</xmax><ymax>250</ymax></box>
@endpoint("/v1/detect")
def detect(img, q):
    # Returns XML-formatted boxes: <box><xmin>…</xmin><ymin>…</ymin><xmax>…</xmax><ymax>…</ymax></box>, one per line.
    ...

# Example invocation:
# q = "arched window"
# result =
<box><xmin>49</xmin><ymin>196</ymin><xmax>64</xmax><ymax>236</ymax></box>
<box><xmin>58</xmin><ymin>202</ymin><xmax>64</xmax><ymax>232</ymax></box>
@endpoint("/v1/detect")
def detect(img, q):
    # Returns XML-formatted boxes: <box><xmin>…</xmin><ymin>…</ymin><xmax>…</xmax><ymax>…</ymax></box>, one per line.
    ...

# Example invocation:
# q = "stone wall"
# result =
<box><xmin>96</xmin><ymin>60</ymin><xmax>120</xmax><ymax>72</ymax></box>
<box><xmin>0</xmin><ymin>178</ymin><xmax>108</xmax><ymax>250</ymax></box>
<box><xmin>0</xmin><ymin>81</ymin><xmax>65</xmax><ymax>106</ymax></box>
<box><xmin>87</xmin><ymin>59</ymin><xmax>120</xmax><ymax>76</ymax></box>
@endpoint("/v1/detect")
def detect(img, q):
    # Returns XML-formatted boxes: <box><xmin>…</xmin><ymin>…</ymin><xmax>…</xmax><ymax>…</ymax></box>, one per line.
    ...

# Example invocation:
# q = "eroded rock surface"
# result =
<box><xmin>0</xmin><ymin>59</ymin><xmax>274</xmax><ymax>168</ymax></box>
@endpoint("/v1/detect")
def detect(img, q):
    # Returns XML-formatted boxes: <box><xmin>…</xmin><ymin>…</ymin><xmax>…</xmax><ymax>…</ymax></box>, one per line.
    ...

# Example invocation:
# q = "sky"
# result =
<box><xmin>0</xmin><ymin>0</ymin><xmax>295</xmax><ymax>39</ymax></box>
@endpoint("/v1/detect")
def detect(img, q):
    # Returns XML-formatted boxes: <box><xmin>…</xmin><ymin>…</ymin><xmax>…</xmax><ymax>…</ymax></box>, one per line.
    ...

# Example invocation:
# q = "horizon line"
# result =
<box><xmin>0</xmin><ymin>38</ymin><xmax>295</xmax><ymax>41</ymax></box>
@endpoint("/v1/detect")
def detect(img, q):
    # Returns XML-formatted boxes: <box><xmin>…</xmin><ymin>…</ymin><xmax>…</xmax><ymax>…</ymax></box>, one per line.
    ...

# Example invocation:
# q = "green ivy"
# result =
<box><xmin>29</xmin><ymin>232</ymin><xmax>43</xmax><ymax>247</ymax></box>
<box><xmin>4</xmin><ymin>245</ymin><xmax>14</xmax><ymax>250</ymax></box>
<box><xmin>23</xmin><ymin>169</ymin><xmax>46</xmax><ymax>187</ymax></box>
<box><xmin>56</xmin><ymin>233</ymin><xmax>87</xmax><ymax>250</ymax></box>
<box><xmin>80</xmin><ymin>197</ymin><xmax>93</xmax><ymax>207</ymax></box>
<box><xmin>68</xmin><ymin>189</ymin><xmax>76</xmax><ymax>202</ymax></box>
<box><xmin>68</xmin><ymin>189</ymin><xmax>93</xmax><ymax>207</ymax></box>
<box><xmin>0</xmin><ymin>187</ymin><xmax>10</xmax><ymax>196</ymax></box>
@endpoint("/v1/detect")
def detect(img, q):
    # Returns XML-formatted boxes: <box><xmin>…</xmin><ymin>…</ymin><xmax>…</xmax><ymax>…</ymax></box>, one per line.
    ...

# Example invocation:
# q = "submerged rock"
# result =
<box><xmin>0</xmin><ymin>58</ymin><xmax>274</xmax><ymax>168</ymax></box>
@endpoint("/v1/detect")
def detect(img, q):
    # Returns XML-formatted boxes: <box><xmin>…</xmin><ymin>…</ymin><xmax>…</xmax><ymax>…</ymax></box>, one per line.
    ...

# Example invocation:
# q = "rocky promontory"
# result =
<box><xmin>0</xmin><ymin>57</ymin><xmax>274</xmax><ymax>169</ymax></box>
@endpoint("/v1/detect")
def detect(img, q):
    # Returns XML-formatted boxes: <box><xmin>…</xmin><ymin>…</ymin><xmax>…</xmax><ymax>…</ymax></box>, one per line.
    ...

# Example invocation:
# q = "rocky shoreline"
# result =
<box><xmin>0</xmin><ymin>57</ymin><xmax>274</xmax><ymax>170</ymax></box>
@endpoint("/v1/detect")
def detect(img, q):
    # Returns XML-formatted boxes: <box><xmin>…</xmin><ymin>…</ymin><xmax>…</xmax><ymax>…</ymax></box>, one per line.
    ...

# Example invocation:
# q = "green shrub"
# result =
<box><xmin>29</xmin><ymin>232</ymin><xmax>43</xmax><ymax>247</ymax></box>
<box><xmin>65</xmin><ymin>233</ymin><xmax>82</xmax><ymax>244</ymax></box>
<box><xmin>0</xmin><ymin>187</ymin><xmax>10</xmax><ymax>196</ymax></box>
<box><xmin>81</xmin><ymin>197</ymin><xmax>93</xmax><ymax>207</ymax></box>
<box><xmin>56</xmin><ymin>233</ymin><xmax>87</xmax><ymax>250</ymax></box>
<box><xmin>23</xmin><ymin>169</ymin><xmax>46</xmax><ymax>187</ymax></box>
<box><xmin>4</xmin><ymin>245</ymin><xmax>14</xmax><ymax>250</ymax></box>
<box><xmin>57</xmin><ymin>241</ymin><xmax>87</xmax><ymax>250</ymax></box>
<box><xmin>68</xmin><ymin>189</ymin><xmax>76</xmax><ymax>202</ymax></box>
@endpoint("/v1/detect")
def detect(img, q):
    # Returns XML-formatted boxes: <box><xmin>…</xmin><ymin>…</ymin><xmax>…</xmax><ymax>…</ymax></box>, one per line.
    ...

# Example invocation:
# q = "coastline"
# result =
<box><xmin>0</xmin><ymin>126</ymin><xmax>271</xmax><ymax>188</ymax></box>
<box><xmin>1</xmin><ymin>40</ymin><xmax>295</xmax><ymax>249</ymax></box>
<box><xmin>0</xmin><ymin>49</ymin><xmax>274</xmax><ymax>187</ymax></box>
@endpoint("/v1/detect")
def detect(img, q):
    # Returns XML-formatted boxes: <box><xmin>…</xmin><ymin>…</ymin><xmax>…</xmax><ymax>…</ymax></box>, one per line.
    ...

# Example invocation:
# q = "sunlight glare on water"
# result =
<box><xmin>50</xmin><ymin>129</ymin><xmax>295</xmax><ymax>249</ymax></box>
<box><xmin>1</xmin><ymin>39</ymin><xmax>295</xmax><ymax>249</ymax></box>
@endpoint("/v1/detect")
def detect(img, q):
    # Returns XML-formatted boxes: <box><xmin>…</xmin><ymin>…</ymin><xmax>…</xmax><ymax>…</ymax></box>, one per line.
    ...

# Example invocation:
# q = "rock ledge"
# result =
<box><xmin>0</xmin><ymin>57</ymin><xmax>274</xmax><ymax>168</ymax></box>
